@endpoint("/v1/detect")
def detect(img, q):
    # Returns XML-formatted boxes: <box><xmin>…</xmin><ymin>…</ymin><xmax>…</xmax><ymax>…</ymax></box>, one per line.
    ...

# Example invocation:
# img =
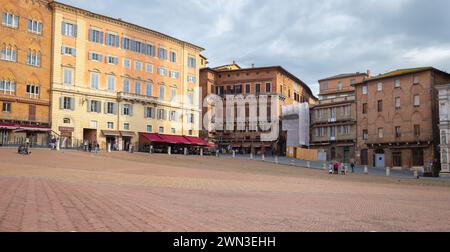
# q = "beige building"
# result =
<box><xmin>49</xmin><ymin>1</ymin><xmax>204</xmax><ymax>150</ymax></box>
<box><xmin>310</xmin><ymin>72</ymin><xmax>368</xmax><ymax>163</ymax></box>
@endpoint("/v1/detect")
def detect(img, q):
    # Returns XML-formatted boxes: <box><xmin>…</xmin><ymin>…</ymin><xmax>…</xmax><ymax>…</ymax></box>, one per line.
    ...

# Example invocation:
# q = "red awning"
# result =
<box><xmin>19</xmin><ymin>126</ymin><xmax>51</xmax><ymax>132</ymax></box>
<box><xmin>159</xmin><ymin>134</ymin><xmax>192</xmax><ymax>145</ymax></box>
<box><xmin>0</xmin><ymin>123</ymin><xmax>18</xmax><ymax>130</ymax></box>
<box><xmin>184</xmin><ymin>136</ymin><xmax>210</xmax><ymax>146</ymax></box>
<box><xmin>141</xmin><ymin>133</ymin><xmax>165</xmax><ymax>143</ymax></box>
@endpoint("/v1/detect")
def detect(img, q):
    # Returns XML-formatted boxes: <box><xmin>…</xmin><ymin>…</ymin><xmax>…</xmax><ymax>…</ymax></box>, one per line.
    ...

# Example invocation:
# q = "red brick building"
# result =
<box><xmin>354</xmin><ymin>67</ymin><xmax>450</xmax><ymax>174</ymax></box>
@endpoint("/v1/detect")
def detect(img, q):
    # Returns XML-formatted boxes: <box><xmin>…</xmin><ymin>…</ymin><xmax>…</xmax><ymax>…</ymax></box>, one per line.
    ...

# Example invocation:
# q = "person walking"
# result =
<box><xmin>84</xmin><ymin>140</ymin><xmax>88</xmax><ymax>152</ymax></box>
<box><xmin>351</xmin><ymin>161</ymin><xmax>355</xmax><ymax>173</ymax></box>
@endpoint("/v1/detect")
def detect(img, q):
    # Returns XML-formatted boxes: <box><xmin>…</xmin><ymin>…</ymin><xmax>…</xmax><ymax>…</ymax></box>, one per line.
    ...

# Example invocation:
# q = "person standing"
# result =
<box><xmin>351</xmin><ymin>161</ymin><xmax>355</xmax><ymax>173</ymax></box>
<box><xmin>84</xmin><ymin>140</ymin><xmax>88</xmax><ymax>152</ymax></box>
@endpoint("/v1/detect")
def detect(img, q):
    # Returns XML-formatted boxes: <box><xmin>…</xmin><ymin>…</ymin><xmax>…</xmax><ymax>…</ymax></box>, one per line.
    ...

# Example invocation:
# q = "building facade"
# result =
<box><xmin>0</xmin><ymin>0</ymin><xmax>52</xmax><ymax>147</ymax></box>
<box><xmin>436</xmin><ymin>83</ymin><xmax>450</xmax><ymax>177</ymax></box>
<box><xmin>50</xmin><ymin>2</ymin><xmax>204</xmax><ymax>150</ymax></box>
<box><xmin>200</xmin><ymin>64</ymin><xmax>317</xmax><ymax>155</ymax></box>
<box><xmin>310</xmin><ymin>72</ymin><xmax>368</xmax><ymax>163</ymax></box>
<box><xmin>355</xmin><ymin>67</ymin><xmax>450</xmax><ymax>174</ymax></box>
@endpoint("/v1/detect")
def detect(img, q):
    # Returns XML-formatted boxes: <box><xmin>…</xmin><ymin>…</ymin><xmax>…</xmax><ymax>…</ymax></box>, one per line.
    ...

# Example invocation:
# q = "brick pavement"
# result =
<box><xmin>0</xmin><ymin>149</ymin><xmax>450</xmax><ymax>232</ymax></box>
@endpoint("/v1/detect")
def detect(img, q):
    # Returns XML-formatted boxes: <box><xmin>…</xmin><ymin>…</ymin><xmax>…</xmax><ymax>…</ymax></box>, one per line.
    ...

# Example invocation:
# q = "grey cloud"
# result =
<box><xmin>59</xmin><ymin>0</ymin><xmax>450</xmax><ymax>95</ymax></box>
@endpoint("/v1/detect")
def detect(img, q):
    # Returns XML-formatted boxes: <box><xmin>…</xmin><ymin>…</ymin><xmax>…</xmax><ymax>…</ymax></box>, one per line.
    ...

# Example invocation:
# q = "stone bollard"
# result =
<box><xmin>306</xmin><ymin>161</ymin><xmax>311</xmax><ymax>168</ymax></box>
<box><xmin>184</xmin><ymin>147</ymin><xmax>187</xmax><ymax>156</ymax></box>
<box><xmin>323</xmin><ymin>163</ymin><xmax>327</xmax><ymax>170</ymax></box>
<box><xmin>262</xmin><ymin>153</ymin><xmax>265</xmax><ymax>161</ymax></box>
<box><xmin>56</xmin><ymin>140</ymin><xmax>60</xmax><ymax>151</ymax></box>
<box><xmin>149</xmin><ymin>145</ymin><xmax>153</xmax><ymax>154</ymax></box>
<box><xmin>216</xmin><ymin>150</ymin><xmax>219</xmax><ymax>157</ymax></box>
<box><xmin>364</xmin><ymin>165</ymin><xmax>368</xmax><ymax>174</ymax></box>
<box><xmin>232</xmin><ymin>150</ymin><xmax>236</xmax><ymax>158</ymax></box>
<box><xmin>168</xmin><ymin>146</ymin><xmax>171</xmax><ymax>155</ymax></box>
<box><xmin>107</xmin><ymin>143</ymin><xmax>111</xmax><ymax>153</ymax></box>
<box><xmin>250</xmin><ymin>153</ymin><xmax>254</xmax><ymax>160</ymax></box>
<box><xmin>275</xmin><ymin>156</ymin><xmax>279</xmax><ymax>164</ymax></box>
<box><xmin>386</xmin><ymin>167</ymin><xmax>391</xmax><ymax>177</ymax></box>
<box><xmin>414</xmin><ymin>170</ymin><xmax>419</xmax><ymax>179</ymax></box>
<box><xmin>200</xmin><ymin>148</ymin><xmax>203</xmax><ymax>156</ymax></box>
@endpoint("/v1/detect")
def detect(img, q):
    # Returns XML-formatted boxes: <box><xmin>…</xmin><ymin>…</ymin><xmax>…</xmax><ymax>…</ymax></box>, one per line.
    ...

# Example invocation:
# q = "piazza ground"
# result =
<box><xmin>0</xmin><ymin>149</ymin><xmax>449</xmax><ymax>232</ymax></box>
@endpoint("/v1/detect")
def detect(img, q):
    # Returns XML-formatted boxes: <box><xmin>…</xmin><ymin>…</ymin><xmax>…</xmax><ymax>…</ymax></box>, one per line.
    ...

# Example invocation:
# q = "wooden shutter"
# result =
<box><xmin>61</xmin><ymin>22</ymin><xmax>66</xmax><ymax>35</ymax></box>
<box><xmin>73</xmin><ymin>24</ymin><xmax>77</xmax><ymax>37</ymax></box>
<box><xmin>59</xmin><ymin>97</ymin><xmax>64</xmax><ymax>109</ymax></box>
<box><xmin>129</xmin><ymin>104</ymin><xmax>134</xmax><ymax>116</ymax></box>
<box><xmin>87</xmin><ymin>99</ymin><xmax>91</xmax><ymax>112</ymax></box>
<box><xmin>100</xmin><ymin>32</ymin><xmax>104</xmax><ymax>44</ymax></box>
<box><xmin>70</xmin><ymin>97</ymin><xmax>75</xmax><ymax>111</ymax></box>
<box><xmin>97</xmin><ymin>101</ymin><xmax>102</xmax><ymax>113</ymax></box>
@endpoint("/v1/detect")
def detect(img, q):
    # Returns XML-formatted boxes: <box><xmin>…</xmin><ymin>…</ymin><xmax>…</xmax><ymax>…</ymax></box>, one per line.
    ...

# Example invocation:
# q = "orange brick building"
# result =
<box><xmin>354</xmin><ymin>67</ymin><xmax>450</xmax><ymax>174</ymax></box>
<box><xmin>200</xmin><ymin>63</ymin><xmax>317</xmax><ymax>155</ymax></box>
<box><xmin>0</xmin><ymin>0</ymin><xmax>52</xmax><ymax>146</ymax></box>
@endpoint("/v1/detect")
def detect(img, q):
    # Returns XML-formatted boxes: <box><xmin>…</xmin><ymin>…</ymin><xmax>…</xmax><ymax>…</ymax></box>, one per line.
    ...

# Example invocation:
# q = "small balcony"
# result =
<box><xmin>317</xmin><ymin>95</ymin><xmax>355</xmax><ymax>105</ymax></box>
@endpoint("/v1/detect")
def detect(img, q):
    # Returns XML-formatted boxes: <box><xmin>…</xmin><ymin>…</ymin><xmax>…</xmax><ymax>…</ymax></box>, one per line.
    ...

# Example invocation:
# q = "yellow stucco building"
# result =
<box><xmin>49</xmin><ymin>2</ymin><xmax>204</xmax><ymax>150</ymax></box>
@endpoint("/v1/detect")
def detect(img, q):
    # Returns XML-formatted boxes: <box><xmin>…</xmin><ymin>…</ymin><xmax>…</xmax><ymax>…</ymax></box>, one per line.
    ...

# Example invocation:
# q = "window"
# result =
<box><xmin>378</xmin><ymin>128</ymin><xmax>384</xmax><ymax>138</ymax></box>
<box><xmin>123</xmin><ymin>123</ymin><xmax>130</xmax><ymax>131</ymax></box>
<box><xmin>157</xmin><ymin>109</ymin><xmax>167</xmax><ymax>120</ymax></box>
<box><xmin>412</xmin><ymin>149</ymin><xmax>424</xmax><ymax>166</ymax></box>
<box><xmin>63</xmin><ymin>118</ymin><xmax>71</xmax><ymax>124</ymax></box>
<box><xmin>0</xmin><ymin>80</ymin><xmax>16</xmax><ymax>94</ymax></box>
<box><xmin>170</xmin><ymin>87</ymin><xmax>177</xmax><ymax>102</ymax></box>
<box><xmin>350</xmin><ymin>79</ymin><xmax>356</xmax><ymax>85</ymax></box>
<box><xmin>61</xmin><ymin>22</ymin><xmax>77</xmax><ymax>37</ymax></box>
<box><xmin>158</xmin><ymin>67</ymin><xmax>168</xmax><ymax>76</ymax></box>
<box><xmin>88</xmin><ymin>29</ymin><xmax>104</xmax><ymax>43</ymax></box>
<box><xmin>188</xmin><ymin>113</ymin><xmax>195</xmax><ymax>124</ymax></box>
<box><xmin>246</xmin><ymin>84</ymin><xmax>251</xmax><ymax>94</ymax></box>
<box><xmin>266</xmin><ymin>83</ymin><xmax>272</xmax><ymax>93</ymax></box>
<box><xmin>27</xmin><ymin>50</ymin><xmax>41</xmax><ymax>67</ymax></box>
<box><xmin>146</xmin><ymin>64</ymin><xmax>153</xmax><ymax>73</ymax></box>
<box><xmin>158</xmin><ymin>48</ymin><xmax>168</xmax><ymax>60</ymax></box>
<box><xmin>328</xmin><ymin>126</ymin><xmax>336</xmax><ymax>138</ymax></box>
<box><xmin>105</xmin><ymin>33</ymin><xmax>120</xmax><ymax>47</ymax></box>
<box><xmin>123</xmin><ymin>79</ymin><xmax>130</xmax><ymax>93</ymax></box>
<box><xmin>122</xmin><ymin>104</ymin><xmax>132</xmax><ymax>116</ymax></box>
<box><xmin>2</xmin><ymin>12</ymin><xmax>19</xmax><ymax>28</ymax></box>
<box><xmin>321</xmin><ymin>82</ymin><xmax>328</xmax><ymax>91</ymax></box>
<box><xmin>106</xmin><ymin>55</ymin><xmax>118</xmax><ymax>65</ymax></box>
<box><xmin>90</xmin><ymin>72</ymin><xmax>99</xmax><ymax>89</ymax></box>
<box><xmin>377</xmin><ymin>82</ymin><xmax>383</xmax><ymax>91</ymax></box>
<box><xmin>146</xmin><ymin>83</ymin><xmax>153</xmax><ymax>97</ymax></box>
<box><xmin>159</xmin><ymin>127</ymin><xmax>164</xmax><ymax>134</ymax></box>
<box><xmin>393</xmin><ymin>152</ymin><xmax>402</xmax><ymax>167</ymax></box>
<box><xmin>145</xmin><ymin>44</ymin><xmax>156</xmax><ymax>56</ymax></box>
<box><xmin>340</xmin><ymin>125</ymin><xmax>350</xmax><ymax>135</ymax></box>
<box><xmin>395</xmin><ymin>126</ymin><xmax>401</xmax><ymax>138</ymax></box>
<box><xmin>235</xmin><ymin>85</ymin><xmax>242</xmax><ymax>94</ymax></box>
<box><xmin>171</xmin><ymin>128</ymin><xmax>176</xmax><ymax>134</ymax></box>
<box><xmin>170</xmin><ymin>71</ymin><xmax>179</xmax><ymax>79</ymax></box>
<box><xmin>135</xmin><ymin>61</ymin><xmax>142</xmax><ymax>71</ymax></box>
<box><xmin>26</xmin><ymin>84</ymin><xmax>40</xmax><ymax>98</ymax></box>
<box><xmin>106</xmin><ymin>102</ymin><xmax>116</xmax><ymax>114</ymax></box>
<box><xmin>2</xmin><ymin>102</ymin><xmax>11</xmax><ymax>113</ymax></box>
<box><xmin>159</xmin><ymin>85</ymin><xmax>165</xmax><ymax>100</ymax></box>
<box><xmin>255</xmin><ymin>84</ymin><xmax>261</xmax><ymax>94</ymax></box>
<box><xmin>362</xmin><ymin>103</ymin><xmax>368</xmax><ymax>114</ymax></box>
<box><xmin>170</xmin><ymin>51</ymin><xmax>177</xmax><ymax>63</ymax></box>
<box><xmin>145</xmin><ymin>107</ymin><xmax>155</xmax><ymax>118</ymax></box>
<box><xmin>169</xmin><ymin>111</ymin><xmax>178</xmax><ymax>122</ymax></box>
<box><xmin>123</xmin><ymin>58</ymin><xmax>131</xmax><ymax>68</ymax></box>
<box><xmin>146</xmin><ymin>125</ymin><xmax>153</xmax><ymax>132</ymax></box>
<box><xmin>377</xmin><ymin>100</ymin><xmax>383</xmax><ymax>112</ymax></box>
<box><xmin>413</xmin><ymin>76</ymin><xmax>420</xmax><ymax>84</ymax></box>
<box><xmin>341</xmin><ymin>106</ymin><xmax>350</xmax><ymax>117</ymax></box>
<box><xmin>337</xmin><ymin>81</ymin><xmax>343</xmax><ymax>91</ymax></box>
<box><xmin>188</xmin><ymin>130</ymin><xmax>193</xmax><ymax>136</ymax></box>
<box><xmin>414</xmin><ymin>125</ymin><xmax>421</xmax><ymax>137</ymax></box>
<box><xmin>395</xmin><ymin>79</ymin><xmax>401</xmax><ymax>88</ymax></box>
<box><xmin>395</xmin><ymin>97</ymin><xmax>401</xmax><ymax>110</ymax></box>
<box><xmin>88</xmin><ymin>52</ymin><xmax>102</xmax><ymax>62</ymax></box>
<box><xmin>135</xmin><ymin>81</ymin><xmax>141</xmax><ymax>95</ymax></box>
<box><xmin>89</xmin><ymin>100</ymin><xmax>101</xmax><ymax>113</ymax></box>
<box><xmin>1</xmin><ymin>45</ymin><xmax>18</xmax><ymax>62</ymax></box>
<box><xmin>107</xmin><ymin>75</ymin><xmax>115</xmax><ymax>92</ymax></box>
<box><xmin>61</xmin><ymin>97</ymin><xmax>74</xmax><ymax>110</ymax></box>
<box><xmin>187</xmin><ymin>75</ymin><xmax>197</xmax><ymax>83</ymax></box>
<box><xmin>107</xmin><ymin>122</ymin><xmax>114</xmax><ymax>129</ymax></box>
<box><xmin>61</xmin><ymin>46</ymin><xmax>76</xmax><ymax>56</ymax></box>
<box><xmin>27</xmin><ymin>19</ymin><xmax>42</xmax><ymax>34</ymax></box>
<box><xmin>188</xmin><ymin>92</ymin><xmax>194</xmax><ymax>106</ymax></box>
<box><xmin>63</xmin><ymin>68</ymin><xmax>73</xmax><ymax>85</ymax></box>
<box><xmin>188</xmin><ymin>56</ymin><xmax>196</xmax><ymax>68</ymax></box>
<box><xmin>362</xmin><ymin>85</ymin><xmax>368</xmax><ymax>95</ymax></box>
<box><xmin>414</xmin><ymin>95</ymin><xmax>420</xmax><ymax>107</ymax></box>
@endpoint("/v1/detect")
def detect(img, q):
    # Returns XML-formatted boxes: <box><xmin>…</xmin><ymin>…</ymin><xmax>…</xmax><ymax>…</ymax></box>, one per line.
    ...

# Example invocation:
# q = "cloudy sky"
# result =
<box><xmin>59</xmin><ymin>0</ymin><xmax>450</xmax><ymax>95</ymax></box>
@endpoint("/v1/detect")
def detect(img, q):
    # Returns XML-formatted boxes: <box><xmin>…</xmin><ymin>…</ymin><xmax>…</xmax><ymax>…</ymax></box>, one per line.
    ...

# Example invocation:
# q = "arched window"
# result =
<box><xmin>63</xmin><ymin>118</ymin><xmax>71</xmax><ymax>124</ymax></box>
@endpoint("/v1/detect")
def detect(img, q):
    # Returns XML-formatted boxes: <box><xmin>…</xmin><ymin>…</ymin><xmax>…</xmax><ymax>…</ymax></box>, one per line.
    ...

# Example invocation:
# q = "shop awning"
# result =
<box><xmin>12</xmin><ymin>125</ymin><xmax>51</xmax><ymax>132</ymax></box>
<box><xmin>159</xmin><ymin>134</ymin><xmax>192</xmax><ymax>145</ymax></box>
<box><xmin>0</xmin><ymin>123</ymin><xmax>18</xmax><ymax>130</ymax></box>
<box><xmin>141</xmin><ymin>133</ymin><xmax>165</xmax><ymax>142</ymax></box>
<box><xmin>184</xmin><ymin>136</ymin><xmax>210</xmax><ymax>146</ymax></box>
<box><xmin>102</xmin><ymin>130</ymin><xmax>121</xmax><ymax>136</ymax></box>
<box><xmin>120</xmin><ymin>131</ymin><xmax>136</xmax><ymax>137</ymax></box>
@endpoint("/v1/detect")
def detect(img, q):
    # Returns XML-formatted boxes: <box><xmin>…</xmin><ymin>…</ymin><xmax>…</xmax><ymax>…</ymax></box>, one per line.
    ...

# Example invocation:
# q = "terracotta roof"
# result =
<box><xmin>354</xmin><ymin>67</ymin><xmax>450</xmax><ymax>85</ymax></box>
<box><xmin>319</xmin><ymin>72</ymin><xmax>368</xmax><ymax>82</ymax></box>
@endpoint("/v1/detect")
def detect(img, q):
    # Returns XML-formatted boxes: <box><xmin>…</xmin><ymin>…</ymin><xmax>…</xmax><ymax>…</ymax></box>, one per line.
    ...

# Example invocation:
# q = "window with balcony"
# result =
<box><xmin>2</xmin><ymin>12</ymin><xmax>19</xmax><ymax>28</ymax></box>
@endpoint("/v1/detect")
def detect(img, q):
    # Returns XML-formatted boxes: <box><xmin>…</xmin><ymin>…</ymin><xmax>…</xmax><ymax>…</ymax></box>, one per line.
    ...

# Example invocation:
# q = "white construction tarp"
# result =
<box><xmin>282</xmin><ymin>103</ymin><xmax>310</xmax><ymax>147</ymax></box>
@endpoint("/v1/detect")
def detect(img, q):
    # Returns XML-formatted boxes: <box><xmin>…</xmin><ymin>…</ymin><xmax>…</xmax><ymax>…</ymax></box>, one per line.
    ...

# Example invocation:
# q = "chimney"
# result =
<box><xmin>251</xmin><ymin>63</ymin><xmax>255</xmax><ymax>68</ymax></box>
<box><xmin>367</xmin><ymin>69</ymin><xmax>372</xmax><ymax>77</ymax></box>
<box><xmin>232</xmin><ymin>60</ymin><xmax>236</xmax><ymax>65</ymax></box>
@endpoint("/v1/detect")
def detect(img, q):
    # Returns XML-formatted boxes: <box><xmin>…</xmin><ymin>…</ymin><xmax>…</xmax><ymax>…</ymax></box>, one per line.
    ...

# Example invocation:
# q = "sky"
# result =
<box><xmin>59</xmin><ymin>0</ymin><xmax>450</xmax><ymax>96</ymax></box>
